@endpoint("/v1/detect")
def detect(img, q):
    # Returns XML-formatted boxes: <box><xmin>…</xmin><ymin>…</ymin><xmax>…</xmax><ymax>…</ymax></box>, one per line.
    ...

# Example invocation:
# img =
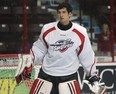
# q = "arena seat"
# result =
<box><xmin>28</xmin><ymin>24</ymin><xmax>41</xmax><ymax>32</ymax></box>
<box><xmin>0</xmin><ymin>24</ymin><xmax>9</xmax><ymax>32</ymax></box>
<box><xmin>11</xmin><ymin>6</ymin><xmax>31</xmax><ymax>15</ymax></box>
<box><xmin>0</xmin><ymin>6</ymin><xmax>11</xmax><ymax>14</ymax></box>
<box><xmin>9</xmin><ymin>24</ymin><xmax>23</xmax><ymax>32</ymax></box>
<box><xmin>31</xmin><ymin>6</ymin><xmax>48</xmax><ymax>14</ymax></box>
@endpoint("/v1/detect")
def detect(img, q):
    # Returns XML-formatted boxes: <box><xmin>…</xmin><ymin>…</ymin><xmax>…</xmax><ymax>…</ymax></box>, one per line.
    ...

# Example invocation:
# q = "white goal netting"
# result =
<box><xmin>0</xmin><ymin>54</ymin><xmax>41</xmax><ymax>94</ymax></box>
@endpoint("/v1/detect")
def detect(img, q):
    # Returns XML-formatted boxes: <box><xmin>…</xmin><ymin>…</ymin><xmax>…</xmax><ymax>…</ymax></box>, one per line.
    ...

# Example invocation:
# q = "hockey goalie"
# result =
<box><xmin>15</xmin><ymin>2</ymin><xmax>106</xmax><ymax>94</ymax></box>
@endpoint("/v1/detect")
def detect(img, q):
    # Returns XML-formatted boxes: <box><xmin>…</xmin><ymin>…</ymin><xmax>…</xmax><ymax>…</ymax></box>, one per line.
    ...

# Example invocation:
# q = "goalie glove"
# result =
<box><xmin>15</xmin><ymin>54</ymin><xmax>33</xmax><ymax>84</ymax></box>
<box><xmin>83</xmin><ymin>75</ymin><xmax>106</xmax><ymax>94</ymax></box>
<box><xmin>15</xmin><ymin>65</ymin><xmax>32</xmax><ymax>84</ymax></box>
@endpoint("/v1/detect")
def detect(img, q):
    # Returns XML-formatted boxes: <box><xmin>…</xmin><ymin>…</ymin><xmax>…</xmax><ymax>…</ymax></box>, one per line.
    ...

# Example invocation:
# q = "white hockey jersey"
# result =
<box><xmin>30</xmin><ymin>21</ymin><xmax>96</xmax><ymax>76</ymax></box>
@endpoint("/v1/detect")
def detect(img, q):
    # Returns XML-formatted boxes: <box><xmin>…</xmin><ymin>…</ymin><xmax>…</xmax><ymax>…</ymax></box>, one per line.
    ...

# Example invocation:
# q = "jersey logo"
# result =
<box><xmin>50</xmin><ymin>39</ymin><xmax>74</xmax><ymax>52</ymax></box>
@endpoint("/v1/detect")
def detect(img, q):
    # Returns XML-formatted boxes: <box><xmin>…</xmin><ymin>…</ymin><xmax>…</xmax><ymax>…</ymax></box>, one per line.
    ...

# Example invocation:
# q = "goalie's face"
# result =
<box><xmin>57</xmin><ymin>8</ymin><xmax>72</xmax><ymax>25</ymax></box>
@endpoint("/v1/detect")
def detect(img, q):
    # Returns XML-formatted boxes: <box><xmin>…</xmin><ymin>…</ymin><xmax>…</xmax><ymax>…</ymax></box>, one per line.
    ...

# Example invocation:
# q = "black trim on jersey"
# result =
<box><xmin>57</xmin><ymin>21</ymin><xmax>72</xmax><ymax>30</ymax></box>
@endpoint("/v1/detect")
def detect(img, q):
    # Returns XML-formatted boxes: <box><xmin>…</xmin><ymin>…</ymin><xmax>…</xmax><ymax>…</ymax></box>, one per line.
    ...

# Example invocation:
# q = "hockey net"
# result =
<box><xmin>0</xmin><ymin>54</ymin><xmax>41</xmax><ymax>94</ymax></box>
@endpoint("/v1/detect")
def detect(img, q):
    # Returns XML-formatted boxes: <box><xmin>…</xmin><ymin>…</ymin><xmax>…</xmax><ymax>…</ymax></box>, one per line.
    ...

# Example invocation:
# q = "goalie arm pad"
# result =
<box><xmin>83</xmin><ymin>75</ymin><xmax>106</xmax><ymax>94</ymax></box>
<box><xmin>15</xmin><ymin>54</ymin><xmax>33</xmax><ymax>84</ymax></box>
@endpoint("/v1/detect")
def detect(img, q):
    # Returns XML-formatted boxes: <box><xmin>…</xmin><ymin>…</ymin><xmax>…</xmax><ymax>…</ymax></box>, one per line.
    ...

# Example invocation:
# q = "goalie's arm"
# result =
<box><xmin>78</xmin><ymin>28</ymin><xmax>97</xmax><ymax>76</ymax></box>
<box><xmin>77</xmin><ymin>28</ymin><xmax>106</xmax><ymax>93</ymax></box>
<box><xmin>30</xmin><ymin>38</ymin><xmax>47</xmax><ymax>64</ymax></box>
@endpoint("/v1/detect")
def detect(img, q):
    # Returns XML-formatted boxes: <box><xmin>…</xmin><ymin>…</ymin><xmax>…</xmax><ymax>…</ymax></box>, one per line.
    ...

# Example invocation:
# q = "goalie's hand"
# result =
<box><xmin>15</xmin><ymin>65</ymin><xmax>32</xmax><ymax>84</ymax></box>
<box><xmin>83</xmin><ymin>75</ymin><xmax>106</xmax><ymax>94</ymax></box>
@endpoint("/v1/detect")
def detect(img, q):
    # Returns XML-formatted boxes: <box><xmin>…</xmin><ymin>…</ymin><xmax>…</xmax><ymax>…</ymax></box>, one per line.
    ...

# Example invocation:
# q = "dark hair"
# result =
<box><xmin>57</xmin><ymin>2</ymin><xmax>72</xmax><ymax>13</ymax></box>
